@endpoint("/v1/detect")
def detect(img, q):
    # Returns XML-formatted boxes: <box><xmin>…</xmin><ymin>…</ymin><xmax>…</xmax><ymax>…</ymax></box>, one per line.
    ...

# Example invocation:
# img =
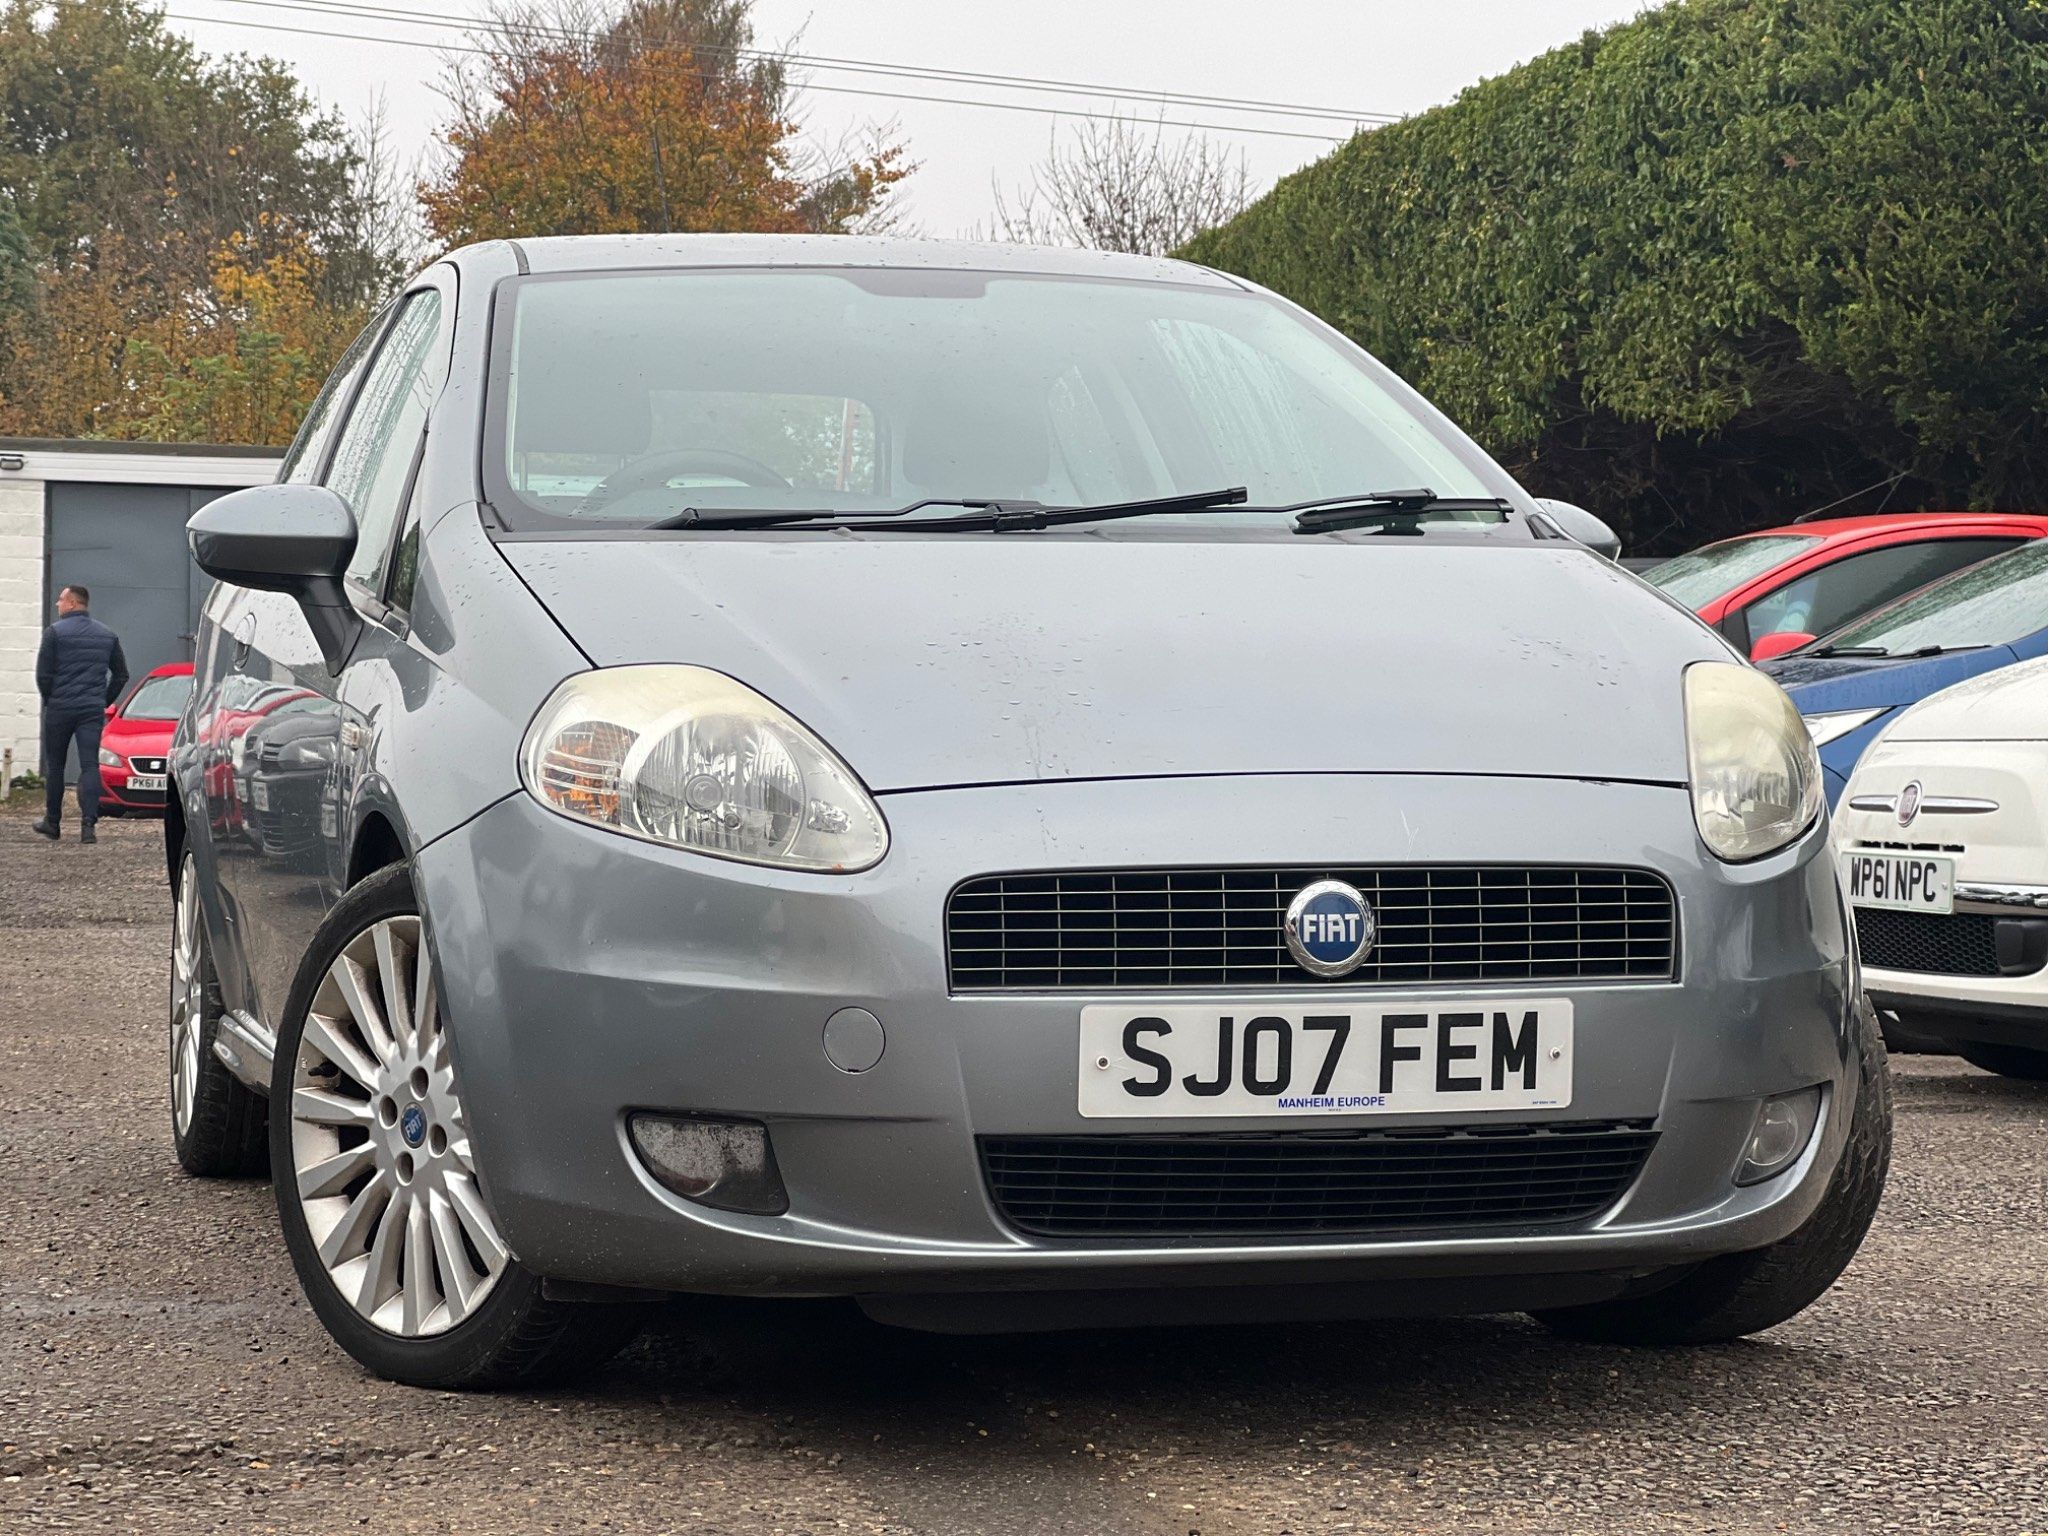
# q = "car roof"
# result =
<box><xmin>463</xmin><ymin>233</ymin><xmax>1242</xmax><ymax>288</ymax></box>
<box><xmin>143</xmin><ymin>661</ymin><xmax>194</xmax><ymax>677</ymax></box>
<box><xmin>1755</xmin><ymin>511</ymin><xmax>2048</xmax><ymax>541</ymax></box>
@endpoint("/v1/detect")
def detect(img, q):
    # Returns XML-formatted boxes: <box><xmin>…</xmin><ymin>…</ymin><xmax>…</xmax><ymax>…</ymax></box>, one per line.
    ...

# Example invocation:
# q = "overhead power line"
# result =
<box><xmin>186</xmin><ymin>0</ymin><xmax>1398</xmax><ymax>124</ymax></box>
<box><xmin>163</xmin><ymin>0</ymin><xmax>1385</xmax><ymax>142</ymax></box>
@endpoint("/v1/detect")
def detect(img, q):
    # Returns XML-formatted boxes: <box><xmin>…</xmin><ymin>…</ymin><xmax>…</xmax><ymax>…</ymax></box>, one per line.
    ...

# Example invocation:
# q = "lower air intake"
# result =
<box><xmin>980</xmin><ymin>1120</ymin><xmax>1658</xmax><ymax>1239</ymax></box>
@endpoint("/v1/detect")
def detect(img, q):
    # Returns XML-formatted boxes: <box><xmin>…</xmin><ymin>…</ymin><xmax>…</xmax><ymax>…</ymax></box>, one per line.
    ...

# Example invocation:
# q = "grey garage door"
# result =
<box><xmin>45</xmin><ymin>483</ymin><xmax>225</xmax><ymax>681</ymax></box>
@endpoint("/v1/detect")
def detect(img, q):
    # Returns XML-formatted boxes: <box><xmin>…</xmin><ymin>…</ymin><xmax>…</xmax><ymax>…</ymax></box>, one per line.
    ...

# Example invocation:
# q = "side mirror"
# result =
<box><xmin>1749</xmin><ymin>630</ymin><xmax>1815</xmax><ymax>663</ymax></box>
<box><xmin>105</xmin><ymin>703</ymin><xmax>118</xmax><ymax>720</ymax></box>
<box><xmin>1530</xmin><ymin>499</ymin><xmax>1623</xmax><ymax>562</ymax></box>
<box><xmin>188</xmin><ymin>485</ymin><xmax>361</xmax><ymax>672</ymax></box>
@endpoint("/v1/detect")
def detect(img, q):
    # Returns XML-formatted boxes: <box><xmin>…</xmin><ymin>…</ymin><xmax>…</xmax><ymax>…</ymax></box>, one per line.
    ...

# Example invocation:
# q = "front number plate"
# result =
<box><xmin>1842</xmin><ymin>851</ymin><xmax>1954</xmax><ymax>914</ymax></box>
<box><xmin>128</xmin><ymin>773</ymin><xmax>166</xmax><ymax>792</ymax></box>
<box><xmin>1078</xmin><ymin>1000</ymin><xmax>1573</xmax><ymax>1118</ymax></box>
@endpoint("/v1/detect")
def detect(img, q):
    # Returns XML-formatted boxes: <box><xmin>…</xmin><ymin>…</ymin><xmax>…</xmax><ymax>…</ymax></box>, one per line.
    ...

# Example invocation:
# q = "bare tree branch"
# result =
<box><xmin>986</xmin><ymin>118</ymin><xmax>1255</xmax><ymax>255</ymax></box>
<box><xmin>338</xmin><ymin>92</ymin><xmax>429</xmax><ymax>293</ymax></box>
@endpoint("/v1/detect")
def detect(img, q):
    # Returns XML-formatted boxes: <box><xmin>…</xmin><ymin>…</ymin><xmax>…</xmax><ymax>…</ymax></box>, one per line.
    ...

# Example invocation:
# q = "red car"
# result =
<box><xmin>96</xmin><ymin>662</ymin><xmax>194</xmax><ymax>817</ymax></box>
<box><xmin>195</xmin><ymin>677</ymin><xmax>321</xmax><ymax>838</ymax></box>
<box><xmin>1643</xmin><ymin>512</ymin><xmax>2048</xmax><ymax>661</ymax></box>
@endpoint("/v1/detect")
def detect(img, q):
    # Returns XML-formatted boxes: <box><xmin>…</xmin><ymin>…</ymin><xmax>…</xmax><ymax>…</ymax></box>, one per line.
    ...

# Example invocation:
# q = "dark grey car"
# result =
<box><xmin>166</xmin><ymin>236</ymin><xmax>1889</xmax><ymax>1388</ymax></box>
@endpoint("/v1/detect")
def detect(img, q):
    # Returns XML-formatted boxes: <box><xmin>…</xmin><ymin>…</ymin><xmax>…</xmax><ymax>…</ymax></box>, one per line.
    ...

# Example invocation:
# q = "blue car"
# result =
<box><xmin>1763</xmin><ymin>539</ymin><xmax>2048</xmax><ymax>804</ymax></box>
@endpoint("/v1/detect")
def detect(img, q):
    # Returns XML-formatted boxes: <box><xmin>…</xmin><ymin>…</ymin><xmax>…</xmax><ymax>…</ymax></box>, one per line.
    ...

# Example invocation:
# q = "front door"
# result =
<box><xmin>230</xmin><ymin>280</ymin><xmax>451</xmax><ymax>1029</ymax></box>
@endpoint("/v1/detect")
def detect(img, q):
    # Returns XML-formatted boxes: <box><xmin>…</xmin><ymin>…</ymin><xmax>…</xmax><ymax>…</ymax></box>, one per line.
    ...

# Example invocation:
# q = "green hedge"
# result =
<box><xmin>1181</xmin><ymin>0</ymin><xmax>2048</xmax><ymax>552</ymax></box>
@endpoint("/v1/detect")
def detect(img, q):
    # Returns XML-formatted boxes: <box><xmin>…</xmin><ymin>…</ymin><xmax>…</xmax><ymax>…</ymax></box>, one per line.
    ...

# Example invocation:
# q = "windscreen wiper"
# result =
<box><xmin>870</xmin><ymin>485</ymin><xmax>1249</xmax><ymax>532</ymax></box>
<box><xmin>648</xmin><ymin>486</ymin><xmax>1250</xmax><ymax>533</ymax></box>
<box><xmin>1279</xmin><ymin>489</ymin><xmax>1516</xmax><ymax>535</ymax></box>
<box><xmin>1813</xmin><ymin>643</ymin><xmax>1989</xmax><ymax>659</ymax></box>
<box><xmin>643</xmin><ymin>497</ymin><xmax>987</xmax><ymax>531</ymax></box>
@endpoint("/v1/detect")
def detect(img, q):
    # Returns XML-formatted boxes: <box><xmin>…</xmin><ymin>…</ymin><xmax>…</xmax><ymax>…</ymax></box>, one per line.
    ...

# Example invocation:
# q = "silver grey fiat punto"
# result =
<box><xmin>166</xmin><ymin>235</ymin><xmax>1889</xmax><ymax>1388</ymax></box>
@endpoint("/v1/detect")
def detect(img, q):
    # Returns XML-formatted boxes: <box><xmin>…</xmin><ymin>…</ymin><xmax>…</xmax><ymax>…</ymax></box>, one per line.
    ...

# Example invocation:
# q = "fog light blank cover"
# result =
<box><xmin>1737</xmin><ymin>1087</ymin><xmax>1822</xmax><ymax>1186</ymax></box>
<box><xmin>629</xmin><ymin>1114</ymin><xmax>788</xmax><ymax>1215</ymax></box>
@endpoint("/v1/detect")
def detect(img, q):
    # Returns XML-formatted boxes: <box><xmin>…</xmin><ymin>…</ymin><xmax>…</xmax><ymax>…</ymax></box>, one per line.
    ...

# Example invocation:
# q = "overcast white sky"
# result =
<box><xmin>162</xmin><ymin>0</ymin><xmax>1653</xmax><ymax>235</ymax></box>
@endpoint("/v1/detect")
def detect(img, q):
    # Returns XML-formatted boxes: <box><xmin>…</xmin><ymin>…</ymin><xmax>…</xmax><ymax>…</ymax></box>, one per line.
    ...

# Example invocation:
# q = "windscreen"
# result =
<box><xmin>1642</xmin><ymin>535</ymin><xmax>1819</xmax><ymax>607</ymax></box>
<box><xmin>487</xmin><ymin>268</ymin><xmax>1515</xmax><ymax>528</ymax></box>
<box><xmin>1821</xmin><ymin>539</ymin><xmax>2048</xmax><ymax>652</ymax></box>
<box><xmin>122</xmin><ymin>673</ymin><xmax>193</xmax><ymax>721</ymax></box>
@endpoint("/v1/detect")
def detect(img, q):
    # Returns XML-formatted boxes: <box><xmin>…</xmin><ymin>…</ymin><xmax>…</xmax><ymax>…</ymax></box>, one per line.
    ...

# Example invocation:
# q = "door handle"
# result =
<box><xmin>232</xmin><ymin>614</ymin><xmax>256</xmax><ymax>668</ymax></box>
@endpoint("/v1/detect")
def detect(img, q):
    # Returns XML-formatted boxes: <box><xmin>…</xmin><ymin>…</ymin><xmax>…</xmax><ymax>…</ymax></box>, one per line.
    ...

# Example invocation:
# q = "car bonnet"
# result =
<box><xmin>1768</xmin><ymin>646</ymin><xmax>2021</xmax><ymax>717</ymax></box>
<box><xmin>499</xmin><ymin>533</ymin><xmax>1714</xmax><ymax>793</ymax></box>
<box><xmin>1881</xmin><ymin>654</ymin><xmax>2048</xmax><ymax>742</ymax></box>
<box><xmin>102</xmin><ymin>712</ymin><xmax>175</xmax><ymax>752</ymax></box>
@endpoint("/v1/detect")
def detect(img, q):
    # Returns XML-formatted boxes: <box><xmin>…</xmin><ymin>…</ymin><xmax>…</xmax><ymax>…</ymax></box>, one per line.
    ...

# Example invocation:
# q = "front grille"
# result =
<box><xmin>128</xmin><ymin>755</ymin><xmax>167</xmax><ymax>773</ymax></box>
<box><xmin>1857</xmin><ymin>907</ymin><xmax>2003</xmax><ymax>976</ymax></box>
<box><xmin>980</xmin><ymin>1121</ymin><xmax>1659</xmax><ymax>1238</ymax></box>
<box><xmin>946</xmin><ymin>865</ymin><xmax>1677</xmax><ymax>992</ymax></box>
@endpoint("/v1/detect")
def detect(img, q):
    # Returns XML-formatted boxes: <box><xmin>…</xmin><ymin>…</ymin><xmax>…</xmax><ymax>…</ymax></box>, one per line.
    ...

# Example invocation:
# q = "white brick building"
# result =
<box><xmin>0</xmin><ymin>440</ymin><xmax>281</xmax><ymax>787</ymax></box>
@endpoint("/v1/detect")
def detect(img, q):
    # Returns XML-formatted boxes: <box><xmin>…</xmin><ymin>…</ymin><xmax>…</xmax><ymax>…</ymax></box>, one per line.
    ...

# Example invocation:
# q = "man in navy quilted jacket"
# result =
<box><xmin>33</xmin><ymin>585</ymin><xmax>129</xmax><ymax>845</ymax></box>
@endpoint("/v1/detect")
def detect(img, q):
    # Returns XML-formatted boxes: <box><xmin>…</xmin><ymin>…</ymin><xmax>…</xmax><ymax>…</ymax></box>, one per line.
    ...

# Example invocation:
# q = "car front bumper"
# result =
<box><xmin>1866</xmin><ymin>887</ymin><xmax>2048</xmax><ymax>1052</ymax></box>
<box><xmin>1837</xmin><ymin>737</ymin><xmax>2048</xmax><ymax>1054</ymax></box>
<box><xmin>414</xmin><ymin>774</ymin><xmax>1862</xmax><ymax>1303</ymax></box>
<box><xmin>97</xmin><ymin>766</ymin><xmax>169</xmax><ymax>815</ymax></box>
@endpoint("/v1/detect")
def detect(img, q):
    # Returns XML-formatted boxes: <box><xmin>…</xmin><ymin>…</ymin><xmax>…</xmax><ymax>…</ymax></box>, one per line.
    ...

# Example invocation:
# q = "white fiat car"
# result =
<box><xmin>1837</xmin><ymin>656</ymin><xmax>2048</xmax><ymax>1079</ymax></box>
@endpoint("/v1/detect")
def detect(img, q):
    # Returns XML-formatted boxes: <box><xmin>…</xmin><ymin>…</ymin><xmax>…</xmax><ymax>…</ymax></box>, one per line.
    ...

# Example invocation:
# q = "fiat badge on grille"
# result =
<box><xmin>1284</xmin><ymin>879</ymin><xmax>1376</xmax><ymax>978</ymax></box>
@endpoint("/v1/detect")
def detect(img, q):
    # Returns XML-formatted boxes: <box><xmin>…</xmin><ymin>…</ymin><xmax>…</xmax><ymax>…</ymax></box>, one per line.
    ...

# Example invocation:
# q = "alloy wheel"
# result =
<box><xmin>170</xmin><ymin>857</ymin><xmax>205</xmax><ymax>1137</ymax></box>
<box><xmin>287</xmin><ymin>916</ymin><xmax>508</xmax><ymax>1337</ymax></box>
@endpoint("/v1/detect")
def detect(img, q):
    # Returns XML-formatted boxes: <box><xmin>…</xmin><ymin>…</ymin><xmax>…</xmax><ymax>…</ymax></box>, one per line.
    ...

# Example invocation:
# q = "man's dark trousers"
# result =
<box><xmin>42</xmin><ymin>708</ymin><xmax>104</xmax><ymax>827</ymax></box>
<box><xmin>36</xmin><ymin>607</ymin><xmax>128</xmax><ymax>833</ymax></box>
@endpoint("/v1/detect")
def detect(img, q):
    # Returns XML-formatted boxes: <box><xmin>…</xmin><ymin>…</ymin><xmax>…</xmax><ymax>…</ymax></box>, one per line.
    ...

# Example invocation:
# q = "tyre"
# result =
<box><xmin>1956</xmin><ymin>1042</ymin><xmax>2048</xmax><ymax>1081</ymax></box>
<box><xmin>270</xmin><ymin>863</ymin><xmax>643</xmax><ymax>1388</ymax></box>
<box><xmin>170</xmin><ymin>850</ymin><xmax>268</xmax><ymax>1177</ymax></box>
<box><xmin>1533</xmin><ymin>1001</ymin><xmax>1892</xmax><ymax>1346</ymax></box>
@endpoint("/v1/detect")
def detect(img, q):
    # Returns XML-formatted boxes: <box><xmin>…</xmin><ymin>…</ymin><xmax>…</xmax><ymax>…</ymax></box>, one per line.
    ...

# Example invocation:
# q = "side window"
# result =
<box><xmin>1743</xmin><ymin>539</ymin><xmax>2024</xmax><ymax>644</ymax></box>
<box><xmin>279</xmin><ymin>309</ymin><xmax>390</xmax><ymax>485</ymax></box>
<box><xmin>324</xmin><ymin>290</ymin><xmax>443</xmax><ymax>591</ymax></box>
<box><xmin>387</xmin><ymin>510</ymin><xmax>422</xmax><ymax>613</ymax></box>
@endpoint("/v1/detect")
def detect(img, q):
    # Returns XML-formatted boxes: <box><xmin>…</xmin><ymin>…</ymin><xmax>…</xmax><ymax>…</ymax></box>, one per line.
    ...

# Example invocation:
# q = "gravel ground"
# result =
<box><xmin>2</xmin><ymin>807</ymin><xmax>2045</xmax><ymax>1534</ymax></box>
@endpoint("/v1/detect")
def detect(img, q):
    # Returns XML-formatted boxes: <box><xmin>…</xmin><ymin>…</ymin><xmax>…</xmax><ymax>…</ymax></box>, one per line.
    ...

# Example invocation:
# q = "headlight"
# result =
<box><xmin>519</xmin><ymin>666</ymin><xmax>888</xmax><ymax>872</ymax></box>
<box><xmin>97</xmin><ymin>747</ymin><xmax>122</xmax><ymax>768</ymax></box>
<box><xmin>1683</xmin><ymin>662</ymin><xmax>1824</xmax><ymax>862</ymax></box>
<box><xmin>1802</xmin><ymin>707</ymin><xmax>1888</xmax><ymax>748</ymax></box>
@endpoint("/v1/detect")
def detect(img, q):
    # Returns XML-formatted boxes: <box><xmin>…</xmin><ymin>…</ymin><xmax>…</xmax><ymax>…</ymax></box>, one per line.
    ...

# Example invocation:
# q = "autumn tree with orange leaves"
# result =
<box><xmin>0</xmin><ymin>0</ymin><xmax>415</xmax><ymax>442</ymax></box>
<box><xmin>0</xmin><ymin>0</ymin><xmax>910</xmax><ymax>446</ymax></box>
<box><xmin>420</xmin><ymin>0</ymin><xmax>910</xmax><ymax>245</ymax></box>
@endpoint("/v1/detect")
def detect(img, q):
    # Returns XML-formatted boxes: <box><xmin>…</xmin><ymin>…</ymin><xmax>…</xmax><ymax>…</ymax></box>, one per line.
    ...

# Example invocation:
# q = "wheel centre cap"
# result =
<box><xmin>399</xmin><ymin>1104</ymin><xmax>428</xmax><ymax>1148</ymax></box>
